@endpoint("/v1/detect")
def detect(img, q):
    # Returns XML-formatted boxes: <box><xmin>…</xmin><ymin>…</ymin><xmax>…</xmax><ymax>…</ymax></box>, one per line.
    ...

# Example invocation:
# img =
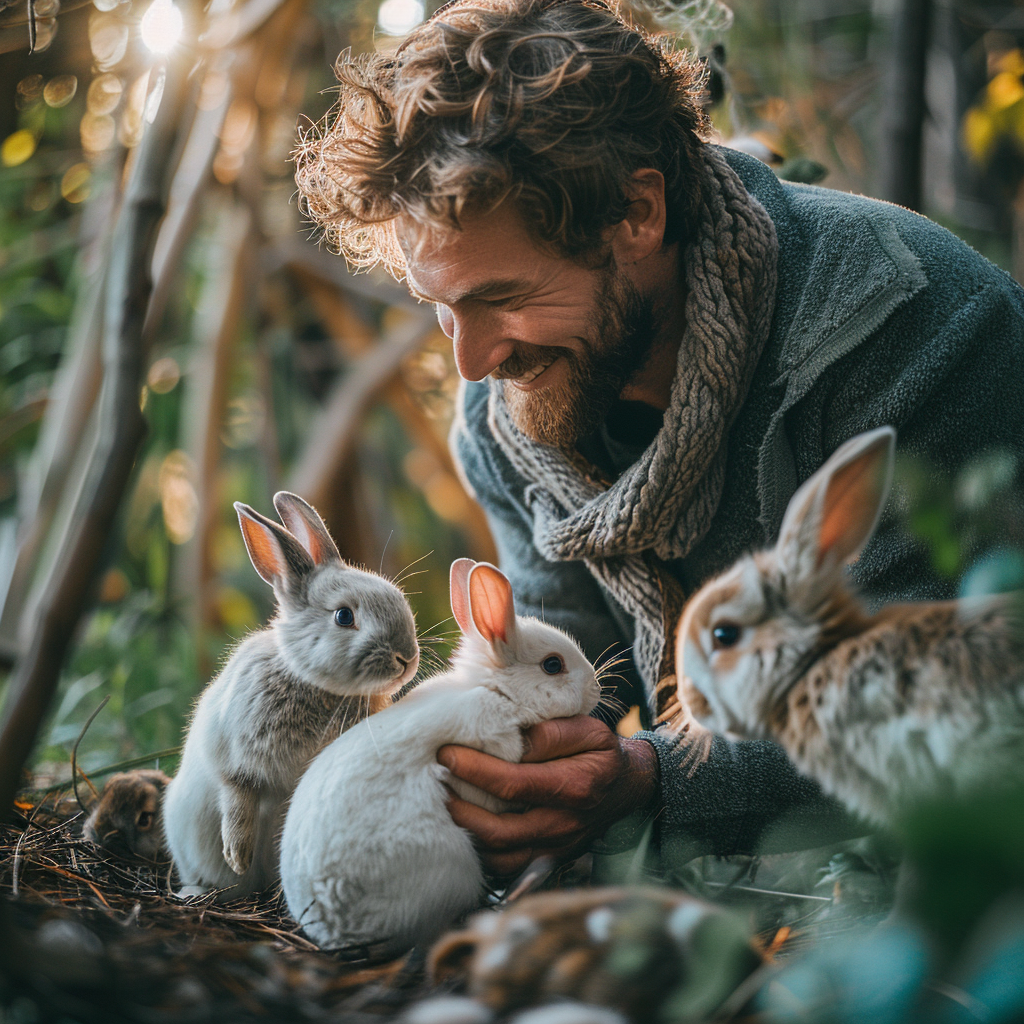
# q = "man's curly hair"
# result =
<box><xmin>295</xmin><ymin>0</ymin><xmax>711</xmax><ymax>276</ymax></box>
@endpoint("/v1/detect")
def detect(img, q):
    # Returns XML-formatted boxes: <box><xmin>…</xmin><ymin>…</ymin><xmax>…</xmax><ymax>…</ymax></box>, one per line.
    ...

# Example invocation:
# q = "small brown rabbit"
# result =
<box><xmin>675</xmin><ymin>427</ymin><xmax>1024</xmax><ymax>826</ymax></box>
<box><xmin>430</xmin><ymin>887</ymin><xmax>761</xmax><ymax>1021</ymax></box>
<box><xmin>82</xmin><ymin>769</ymin><xmax>171</xmax><ymax>860</ymax></box>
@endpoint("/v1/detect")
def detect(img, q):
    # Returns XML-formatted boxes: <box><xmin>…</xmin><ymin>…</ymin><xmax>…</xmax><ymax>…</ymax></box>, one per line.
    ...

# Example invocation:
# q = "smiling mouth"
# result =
<box><xmin>496</xmin><ymin>356</ymin><xmax>558</xmax><ymax>389</ymax></box>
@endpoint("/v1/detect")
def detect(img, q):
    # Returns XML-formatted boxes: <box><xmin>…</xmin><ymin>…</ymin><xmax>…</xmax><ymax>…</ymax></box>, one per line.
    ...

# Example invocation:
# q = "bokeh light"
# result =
<box><xmin>140</xmin><ymin>0</ymin><xmax>184</xmax><ymax>55</ymax></box>
<box><xmin>1</xmin><ymin>130</ymin><xmax>38</xmax><ymax>168</ymax></box>
<box><xmin>60</xmin><ymin>163</ymin><xmax>91</xmax><ymax>204</ymax></box>
<box><xmin>43</xmin><ymin>75</ymin><xmax>77</xmax><ymax>108</ymax></box>
<box><xmin>89</xmin><ymin>11</ymin><xmax>129</xmax><ymax>69</ymax></box>
<box><xmin>15</xmin><ymin>75</ymin><xmax>44</xmax><ymax>110</ymax></box>
<box><xmin>147</xmin><ymin>356</ymin><xmax>181</xmax><ymax>394</ymax></box>
<box><xmin>158</xmin><ymin>450</ymin><xmax>198</xmax><ymax>545</ymax></box>
<box><xmin>87</xmin><ymin>73</ymin><xmax>123</xmax><ymax>115</ymax></box>
<box><xmin>80</xmin><ymin>112</ymin><xmax>116</xmax><ymax>154</ymax></box>
<box><xmin>377</xmin><ymin>0</ymin><xmax>424</xmax><ymax>36</ymax></box>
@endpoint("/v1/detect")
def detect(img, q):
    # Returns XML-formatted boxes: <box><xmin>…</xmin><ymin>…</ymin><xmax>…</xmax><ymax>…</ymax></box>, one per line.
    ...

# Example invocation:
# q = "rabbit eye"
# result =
<box><xmin>334</xmin><ymin>607</ymin><xmax>355</xmax><ymax>627</ymax></box>
<box><xmin>711</xmin><ymin>623</ymin><xmax>741</xmax><ymax>649</ymax></box>
<box><xmin>137</xmin><ymin>811</ymin><xmax>153</xmax><ymax>830</ymax></box>
<box><xmin>542</xmin><ymin>655</ymin><xmax>564</xmax><ymax>675</ymax></box>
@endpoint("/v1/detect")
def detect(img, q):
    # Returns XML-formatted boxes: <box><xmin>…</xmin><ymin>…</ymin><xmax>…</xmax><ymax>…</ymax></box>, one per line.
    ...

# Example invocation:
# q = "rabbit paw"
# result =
<box><xmin>222</xmin><ymin>833</ymin><xmax>254</xmax><ymax>876</ymax></box>
<box><xmin>176</xmin><ymin>884</ymin><xmax>213</xmax><ymax>899</ymax></box>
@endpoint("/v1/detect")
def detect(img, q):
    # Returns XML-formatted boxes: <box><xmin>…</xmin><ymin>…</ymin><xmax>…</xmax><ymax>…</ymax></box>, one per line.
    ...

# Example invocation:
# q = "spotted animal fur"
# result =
<box><xmin>673</xmin><ymin>427</ymin><xmax>1024</xmax><ymax>824</ymax></box>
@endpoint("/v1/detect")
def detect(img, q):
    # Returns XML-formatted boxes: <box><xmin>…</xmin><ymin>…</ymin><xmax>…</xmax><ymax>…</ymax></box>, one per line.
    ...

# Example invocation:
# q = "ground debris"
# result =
<box><xmin>0</xmin><ymin>794</ymin><xmax>430</xmax><ymax>1023</ymax></box>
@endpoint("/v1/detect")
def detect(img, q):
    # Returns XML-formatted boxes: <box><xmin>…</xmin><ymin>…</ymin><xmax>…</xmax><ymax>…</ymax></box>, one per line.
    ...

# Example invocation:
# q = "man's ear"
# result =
<box><xmin>609</xmin><ymin>168</ymin><xmax>668</xmax><ymax>264</ymax></box>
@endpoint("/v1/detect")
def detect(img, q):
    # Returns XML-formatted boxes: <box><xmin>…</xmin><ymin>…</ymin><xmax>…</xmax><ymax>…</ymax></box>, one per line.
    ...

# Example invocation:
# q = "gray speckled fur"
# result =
<box><xmin>163</xmin><ymin>492</ymin><xmax>419</xmax><ymax>899</ymax></box>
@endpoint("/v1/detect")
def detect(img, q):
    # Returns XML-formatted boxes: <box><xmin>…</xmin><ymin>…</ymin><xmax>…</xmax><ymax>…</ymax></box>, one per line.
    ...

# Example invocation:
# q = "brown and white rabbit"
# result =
<box><xmin>674</xmin><ymin>427</ymin><xmax>1024</xmax><ymax>826</ymax></box>
<box><xmin>83</xmin><ymin>769</ymin><xmax>170</xmax><ymax>860</ymax></box>
<box><xmin>163</xmin><ymin>491</ymin><xmax>419</xmax><ymax>899</ymax></box>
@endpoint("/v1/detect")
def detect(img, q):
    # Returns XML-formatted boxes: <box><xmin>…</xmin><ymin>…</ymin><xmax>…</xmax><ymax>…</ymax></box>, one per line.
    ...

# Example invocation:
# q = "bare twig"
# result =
<box><xmin>70</xmin><ymin>695</ymin><xmax>110</xmax><ymax>814</ymax></box>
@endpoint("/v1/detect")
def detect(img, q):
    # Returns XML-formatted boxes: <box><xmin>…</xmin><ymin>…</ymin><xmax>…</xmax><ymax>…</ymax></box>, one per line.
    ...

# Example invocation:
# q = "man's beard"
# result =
<box><xmin>501</xmin><ymin>269</ymin><xmax>657</xmax><ymax>450</ymax></box>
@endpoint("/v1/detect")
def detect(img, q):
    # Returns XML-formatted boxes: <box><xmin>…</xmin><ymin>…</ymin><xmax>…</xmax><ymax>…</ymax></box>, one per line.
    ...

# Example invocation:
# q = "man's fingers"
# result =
<box><xmin>440</xmin><ymin>748</ymin><xmax>613</xmax><ymax>807</ymax></box>
<box><xmin>446</xmin><ymin>796</ymin><xmax>584</xmax><ymax>850</ymax></box>
<box><xmin>479</xmin><ymin>849</ymin><xmax>534</xmax><ymax>879</ymax></box>
<box><xmin>520</xmin><ymin>715</ymin><xmax>617</xmax><ymax>763</ymax></box>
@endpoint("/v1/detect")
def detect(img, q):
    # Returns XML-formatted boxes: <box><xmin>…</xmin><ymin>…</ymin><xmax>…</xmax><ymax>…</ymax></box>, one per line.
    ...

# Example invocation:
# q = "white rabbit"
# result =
<box><xmin>163</xmin><ymin>491</ymin><xmax>419</xmax><ymax>899</ymax></box>
<box><xmin>279</xmin><ymin>558</ymin><xmax>602</xmax><ymax>955</ymax></box>
<box><xmin>674</xmin><ymin>426</ymin><xmax>1024</xmax><ymax>825</ymax></box>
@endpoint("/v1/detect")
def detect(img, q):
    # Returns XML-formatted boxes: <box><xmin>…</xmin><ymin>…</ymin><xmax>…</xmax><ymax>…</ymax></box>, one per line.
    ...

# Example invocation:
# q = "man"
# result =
<box><xmin>295</xmin><ymin>0</ymin><xmax>1024</xmax><ymax>877</ymax></box>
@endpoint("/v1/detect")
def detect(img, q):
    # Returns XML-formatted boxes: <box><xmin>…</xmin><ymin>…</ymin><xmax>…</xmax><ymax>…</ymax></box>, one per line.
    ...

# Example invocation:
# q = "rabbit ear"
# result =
<box><xmin>777</xmin><ymin>427</ymin><xmax>896</xmax><ymax>579</ymax></box>
<box><xmin>449</xmin><ymin>559</ymin><xmax>476</xmax><ymax>634</ymax></box>
<box><xmin>235</xmin><ymin>502</ymin><xmax>315</xmax><ymax>592</ymax></box>
<box><xmin>272</xmin><ymin>492</ymin><xmax>343</xmax><ymax>566</ymax></box>
<box><xmin>467</xmin><ymin>563</ymin><xmax>518</xmax><ymax>651</ymax></box>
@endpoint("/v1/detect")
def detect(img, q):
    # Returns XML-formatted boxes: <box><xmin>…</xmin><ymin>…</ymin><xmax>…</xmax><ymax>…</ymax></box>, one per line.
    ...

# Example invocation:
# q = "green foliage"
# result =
<box><xmin>894</xmin><ymin>449</ymin><xmax>1024</xmax><ymax>590</ymax></box>
<box><xmin>35</xmin><ymin>591</ymin><xmax>193</xmax><ymax>776</ymax></box>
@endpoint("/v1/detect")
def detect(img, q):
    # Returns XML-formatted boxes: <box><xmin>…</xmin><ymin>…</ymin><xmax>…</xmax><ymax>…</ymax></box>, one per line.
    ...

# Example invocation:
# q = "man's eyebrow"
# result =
<box><xmin>404</xmin><ymin>276</ymin><xmax>532</xmax><ymax>305</ymax></box>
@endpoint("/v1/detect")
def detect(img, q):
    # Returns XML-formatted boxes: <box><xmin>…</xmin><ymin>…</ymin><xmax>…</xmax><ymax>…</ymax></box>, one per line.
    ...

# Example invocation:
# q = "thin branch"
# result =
<box><xmin>0</xmin><ymin>55</ymin><xmax>192</xmax><ymax>819</ymax></box>
<box><xmin>70</xmin><ymin>695</ymin><xmax>110</xmax><ymax>813</ymax></box>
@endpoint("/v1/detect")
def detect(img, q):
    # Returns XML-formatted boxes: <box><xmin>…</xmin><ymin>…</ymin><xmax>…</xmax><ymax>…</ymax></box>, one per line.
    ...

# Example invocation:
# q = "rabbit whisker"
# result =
<box><xmin>417</xmin><ymin>616</ymin><xmax>456</xmax><ymax>638</ymax></box>
<box><xmin>392</xmin><ymin>550</ymin><xmax>434</xmax><ymax>585</ymax></box>
<box><xmin>379</xmin><ymin>530</ymin><xmax>395</xmax><ymax>574</ymax></box>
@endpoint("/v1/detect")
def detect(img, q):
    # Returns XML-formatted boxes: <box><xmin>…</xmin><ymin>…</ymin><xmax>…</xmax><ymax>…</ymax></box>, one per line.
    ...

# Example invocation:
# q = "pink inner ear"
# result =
<box><xmin>468</xmin><ymin>564</ymin><xmax>515</xmax><ymax>645</ymax></box>
<box><xmin>449</xmin><ymin>559</ymin><xmax>476</xmax><ymax>634</ymax></box>
<box><xmin>291</xmin><ymin>518</ymin><xmax>326</xmax><ymax>564</ymax></box>
<box><xmin>239</xmin><ymin>513</ymin><xmax>284</xmax><ymax>584</ymax></box>
<box><xmin>818</xmin><ymin>438</ymin><xmax>890</xmax><ymax>567</ymax></box>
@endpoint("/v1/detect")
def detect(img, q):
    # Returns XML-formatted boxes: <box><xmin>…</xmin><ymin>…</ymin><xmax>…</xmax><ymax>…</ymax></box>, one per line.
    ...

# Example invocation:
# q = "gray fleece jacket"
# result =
<box><xmin>451</xmin><ymin>147</ymin><xmax>1024</xmax><ymax>863</ymax></box>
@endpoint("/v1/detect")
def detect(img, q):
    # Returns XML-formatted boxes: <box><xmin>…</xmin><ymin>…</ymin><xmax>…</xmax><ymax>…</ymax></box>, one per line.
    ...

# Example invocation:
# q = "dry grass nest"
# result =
<box><xmin>0</xmin><ymin>791</ymin><xmax>431</xmax><ymax>1023</ymax></box>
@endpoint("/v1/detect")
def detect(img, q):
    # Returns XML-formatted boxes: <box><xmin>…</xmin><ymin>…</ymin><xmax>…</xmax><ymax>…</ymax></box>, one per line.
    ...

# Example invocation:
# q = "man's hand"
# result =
<box><xmin>437</xmin><ymin>715</ymin><xmax>660</xmax><ymax>878</ymax></box>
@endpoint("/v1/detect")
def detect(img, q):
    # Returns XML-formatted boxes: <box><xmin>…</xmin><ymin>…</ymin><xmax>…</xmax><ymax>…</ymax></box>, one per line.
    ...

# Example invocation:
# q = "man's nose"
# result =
<box><xmin>437</xmin><ymin>305</ymin><xmax>513</xmax><ymax>382</ymax></box>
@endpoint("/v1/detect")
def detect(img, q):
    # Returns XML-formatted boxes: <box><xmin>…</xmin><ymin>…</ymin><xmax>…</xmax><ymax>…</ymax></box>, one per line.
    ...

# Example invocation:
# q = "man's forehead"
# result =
<box><xmin>398</xmin><ymin>208</ymin><xmax>540</xmax><ymax>299</ymax></box>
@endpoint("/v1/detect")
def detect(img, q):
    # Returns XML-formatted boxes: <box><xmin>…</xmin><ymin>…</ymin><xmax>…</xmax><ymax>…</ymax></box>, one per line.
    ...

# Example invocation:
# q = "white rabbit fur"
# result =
<box><xmin>279</xmin><ymin>559</ymin><xmax>601</xmax><ymax>955</ymax></box>
<box><xmin>163</xmin><ymin>491</ymin><xmax>419</xmax><ymax>899</ymax></box>
<box><xmin>675</xmin><ymin>427</ymin><xmax>1024</xmax><ymax>824</ymax></box>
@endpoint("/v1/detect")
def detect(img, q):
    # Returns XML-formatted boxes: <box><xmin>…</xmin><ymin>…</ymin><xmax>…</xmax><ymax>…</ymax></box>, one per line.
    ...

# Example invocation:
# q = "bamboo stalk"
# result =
<box><xmin>0</xmin><ymin>55</ymin><xmax>192</xmax><ymax>818</ymax></box>
<box><xmin>176</xmin><ymin>202</ymin><xmax>254</xmax><ymax>652</ymax></box>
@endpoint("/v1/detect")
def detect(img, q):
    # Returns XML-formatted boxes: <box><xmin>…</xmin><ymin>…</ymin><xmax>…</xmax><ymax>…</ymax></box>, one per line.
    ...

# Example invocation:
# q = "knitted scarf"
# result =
<box><xmin>487</xmin><ymin>146</ymin><xmax>779</xmax><ymax>711</ymax></box>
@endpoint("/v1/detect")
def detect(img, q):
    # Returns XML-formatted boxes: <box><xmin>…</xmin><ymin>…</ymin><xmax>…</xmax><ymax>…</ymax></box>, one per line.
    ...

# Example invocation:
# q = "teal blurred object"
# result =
<box><xmin>959</xmin><ymin>548</ymin><xmax>1024</xmax><ymax>598</ymax></box>
<box><xmin>950</xmin><ymin>925</ymin><xmax>1024</xmax><ymax>1023</ymax></box>
<box><xmin>756</xmin><ymin>924</ymin><xmax>930</xmax><ymax>1023</ymax></box>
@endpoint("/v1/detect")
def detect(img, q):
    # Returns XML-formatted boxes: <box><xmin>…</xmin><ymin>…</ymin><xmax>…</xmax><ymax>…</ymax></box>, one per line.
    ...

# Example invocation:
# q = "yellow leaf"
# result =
<box><xmin>963</xmin><ymin>107</ymin><xmax>997</xmax><ymax>164</ymax></box>
<box><xmin>987</xmin><ymin>71</ymin><xmax>1024</xmax><ymax>111</ymax></box>
<box><xmin>994</xmin><ymin>49</ymin><xmax>1024</xmax><ymax>79</ymax></box>
<box><xmin>1</xmin><ymin>129</ymin><xmax>37</xmax><ymax>168</ymax></box>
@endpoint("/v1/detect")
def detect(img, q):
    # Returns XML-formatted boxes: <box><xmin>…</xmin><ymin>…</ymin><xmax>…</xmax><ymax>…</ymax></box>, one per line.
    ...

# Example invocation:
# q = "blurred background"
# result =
<box><xmin>0</xmin><ymin>0</ymin><xmax>1022</xmax><ymax>784</ymax></box>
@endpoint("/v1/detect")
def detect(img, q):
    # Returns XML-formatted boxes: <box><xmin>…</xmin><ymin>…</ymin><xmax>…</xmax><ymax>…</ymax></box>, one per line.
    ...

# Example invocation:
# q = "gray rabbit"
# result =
<box><xmin>163</xmin><ymin>491</ymin><xmax>419</xmax><ymax>899</ymax></box>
